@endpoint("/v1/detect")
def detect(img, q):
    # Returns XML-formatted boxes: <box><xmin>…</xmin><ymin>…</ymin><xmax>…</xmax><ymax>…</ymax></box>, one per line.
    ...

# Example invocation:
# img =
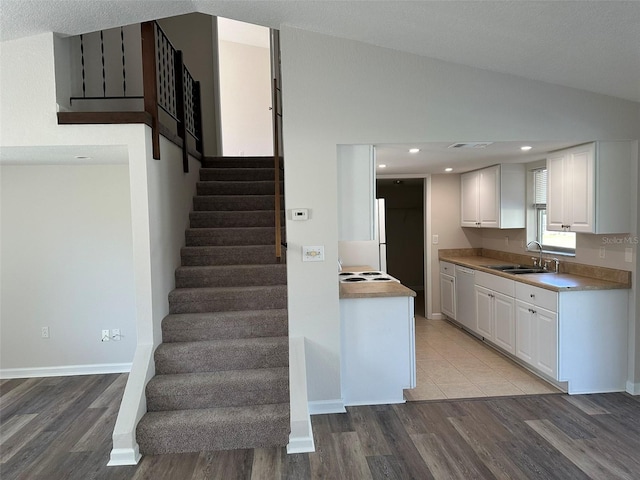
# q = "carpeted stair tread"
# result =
<box><xmin>202</xmin><ymin>156</ymin><xmax>280</xmax><ymax>169</ymax></box>
<box><xmin>162</xmin><ymin>310</ymin><xmax>288</xmax><ymax>342</ymax></box>
<box><xmin>185</xmin><ymin>227</ymin><xmax>285</xmax><ymax>246</ymax></box>
<box><xmin>136</xmin><ymin>403</ymin><xmax>290</xmax><ymax>455</ymax></box>
<box><xmin>200</xmin><ymin>168</ymin><xmax>275</xmax><ymax>181</ymax></box>
<box><xmin>180</xmin><ymin>245</ymin><xmax>282</xmax><ymax>266</ymax></box>
<box><xmin>154</xmin><ymin>336</ymin><xmax>288</xmax><ymax>374</ymax></box>
<box><xmin>175</xmin><ymin>264</ymin><xmax>287</xmax><ymax>288</ymax></box>
<box><xmin>197</xmin><ymin>180</ymin><xmax>283</xmax><ymax>196</ymax></box>
<box><xmin>189</xmin><ymin>211</ymin><xmax>283</xmax><ymax>228</ymax></box>
<box><xmin>193</xmin><ymin>195</ymin><xmax>283</xmax><ymax>211</ymax></box>
<box><xmin>168</xmin><ymin>285</ymin><xmax>287</xmax><ymax>314</ymax></box>
<box><xmin>146</xmin><ymin>368</ymin><xmax>289</xmax><ymax>411</ymax></box>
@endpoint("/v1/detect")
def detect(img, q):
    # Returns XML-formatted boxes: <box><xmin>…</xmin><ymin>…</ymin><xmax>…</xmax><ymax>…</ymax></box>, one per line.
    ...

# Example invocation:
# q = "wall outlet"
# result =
<box><xmin>111</xmin><ymin>329</ymin><xmax>121</xmax><ymax>341</ymax></box>
<box><xmin>504</xmin><ymin>236</ymin><xmax>509</xmax><ymax>246</ymax></box>
<box><xmin>302</xmin><ymin>245</ymin><xmax>324</xmax><ymax>262</ymax></box>
<box><xmin>625</xmin><ymin>247</ymin><xmax>633</xmax><ymax>263</ymax></box>
<box><xmin>432</xmin><ymin>234</ymin><xmax>439</xmax><ymax>245</ymax></box>
<box><xmin>599</xmin><ymin>246</ymin><xmax>606</xmax><ymax>259</ymax></box>
<box><xmin>41</xmin><ymin>326</ymin><xmax>49</xmax><ymax>339</ymax></box>
<box><xmin>101</xmin><ymin>329</ymin><xmax>110</xmax><ymax>342</ymax></box>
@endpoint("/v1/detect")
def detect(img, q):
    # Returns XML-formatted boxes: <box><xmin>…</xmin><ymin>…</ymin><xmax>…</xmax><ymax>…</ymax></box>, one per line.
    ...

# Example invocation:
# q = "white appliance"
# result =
<box><xmin>339</xmin><ymin>271</ymin><xmax>400</xmax><ymax>283</ymax></box>
<box><xmin>337</xmin><ymin>198</ymin><xmax>388</xmax><ymax>272</ymax></box>
<box><xmin>377</xmin><ymin>198</ymin><xmax>387</xmax><ymax>272</ymax></box>
<box><xmin>455</xmin><ymin>265</ymin><xmax>476</xmax><ymax>331</ymax></box>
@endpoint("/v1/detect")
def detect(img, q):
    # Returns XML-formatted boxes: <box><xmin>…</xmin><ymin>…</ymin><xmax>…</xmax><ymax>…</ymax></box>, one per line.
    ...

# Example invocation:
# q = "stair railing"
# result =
<box><xmin>142</xmin><ymin>21</ymin><xmax>203</xmax><ymax>170</ymax></box>
<box><xmin>272</xmin><ymin>77</ymin><xmax>284</xmax><ymax>261</ymax></box>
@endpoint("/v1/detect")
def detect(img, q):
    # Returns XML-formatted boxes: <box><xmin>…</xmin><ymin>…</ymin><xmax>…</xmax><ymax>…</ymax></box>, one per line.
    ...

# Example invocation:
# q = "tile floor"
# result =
<box><xmin>405</xmin><ymin>315</ymin><xmax>561</xmax><ymax>401</ymax></box>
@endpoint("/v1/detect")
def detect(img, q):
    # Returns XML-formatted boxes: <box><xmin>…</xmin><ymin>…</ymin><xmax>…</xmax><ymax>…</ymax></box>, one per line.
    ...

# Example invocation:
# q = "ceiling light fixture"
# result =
<box><xmin>378</xmin><ymin>164</ymin><xmax>387</xmax><ymax>168</ymax></box>
<box><xmin>74</xmin><ymin>155</ymin><xmax>91</xmax><ymax>159</ymax></box>
<box><xmin>445</xmin><ymin>167</ymin><xmax>453</xmax><ymax>172</ymax></box>
<box><xmin>520</xmin><ymin>146</ymin><xmax>532</xmax><ymax>151</ymax></box>
<box><xmin>409</xmin><ymin>148</ymin><xmax>420</xmax><ymax>153</ymax></box>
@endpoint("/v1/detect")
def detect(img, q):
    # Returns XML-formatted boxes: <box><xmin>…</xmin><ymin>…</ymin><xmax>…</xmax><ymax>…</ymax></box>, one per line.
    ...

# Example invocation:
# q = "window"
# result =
<box><xmin>533</xmin><ymin>168</ymin><xmax>575</xmax><ymax>254</ymax></box>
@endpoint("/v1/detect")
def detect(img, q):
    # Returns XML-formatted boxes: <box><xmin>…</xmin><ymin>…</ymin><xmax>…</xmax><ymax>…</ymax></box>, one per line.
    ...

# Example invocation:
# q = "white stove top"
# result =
<box><xmin>339</xmin><ymin>271</ymin><xmax>400</xmax><ymax>283</ymax></box>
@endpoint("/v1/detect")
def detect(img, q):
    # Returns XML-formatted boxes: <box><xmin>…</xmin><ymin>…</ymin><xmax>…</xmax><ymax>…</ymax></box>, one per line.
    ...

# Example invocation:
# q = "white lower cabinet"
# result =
<box><xmin>493</xmin><ymin>292</ymin><xmax>516</xmax><ymax>355</ymax></box>
<box><xmin>474</xmin><ymin>272</ymin><xmax>515</xmax><ymax>354</ymax></box>
<box><xmin>439</xmin><ymin>262</ymin><xmax>456</xmax><ymax>319</ymax></box>
<box><xmin>340</xmin><ymin>295</ymin><xmax>416</xmax><ymax>406</ymax></box>
<box><xmin>515</xmin><ymin>299</ymin><xmax>558</xmax><ymax>379</ymax></box>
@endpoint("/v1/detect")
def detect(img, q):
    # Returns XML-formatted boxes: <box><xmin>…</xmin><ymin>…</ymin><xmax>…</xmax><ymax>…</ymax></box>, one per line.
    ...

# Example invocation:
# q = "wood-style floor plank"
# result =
<box><xmin>2</xmin><ymin>374</ymin><xmax>640</xmax><ymax>479</ymax></box>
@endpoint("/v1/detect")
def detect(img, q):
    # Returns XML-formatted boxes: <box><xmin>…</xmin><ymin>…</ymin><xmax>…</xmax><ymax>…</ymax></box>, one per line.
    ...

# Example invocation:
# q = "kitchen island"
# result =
<box><xmin>339</xmin><ymin>266</ymin><xmax>417</xmax><ymax>406</ymax></box>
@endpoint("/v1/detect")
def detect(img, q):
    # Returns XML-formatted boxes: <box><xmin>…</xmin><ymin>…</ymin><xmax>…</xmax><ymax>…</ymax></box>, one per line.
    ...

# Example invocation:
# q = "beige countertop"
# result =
<box><xmin>339</xmin><ymin>266</ymin><xmax>417</xmax><ymax>299</ymax></box>
<box><xmin>439</xmin><ymin>255</ymin><xmax>630</xmax><ymax>292</ymax></box>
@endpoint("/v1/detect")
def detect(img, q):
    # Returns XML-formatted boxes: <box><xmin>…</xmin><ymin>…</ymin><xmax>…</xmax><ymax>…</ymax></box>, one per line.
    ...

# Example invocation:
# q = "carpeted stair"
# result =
<box><xmin>136</xmin><ymin>156</ymin><xmax>289</xmax><ymax>455</ymax></box>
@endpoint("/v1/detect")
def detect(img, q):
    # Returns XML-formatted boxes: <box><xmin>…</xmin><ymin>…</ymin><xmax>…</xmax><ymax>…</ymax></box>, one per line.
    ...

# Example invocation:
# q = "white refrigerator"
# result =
<box><xmin>338</xmin><ymin>198</ymin><xmax>388</xmax><ymax>272</ymax></box>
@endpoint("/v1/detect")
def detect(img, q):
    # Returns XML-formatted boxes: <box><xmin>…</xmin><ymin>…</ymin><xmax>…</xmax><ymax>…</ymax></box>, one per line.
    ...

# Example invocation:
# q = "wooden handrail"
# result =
<box><xmin>273</xmin><ymin>79</ymin><xmax>282</xmax><ymax>260</ymax></box>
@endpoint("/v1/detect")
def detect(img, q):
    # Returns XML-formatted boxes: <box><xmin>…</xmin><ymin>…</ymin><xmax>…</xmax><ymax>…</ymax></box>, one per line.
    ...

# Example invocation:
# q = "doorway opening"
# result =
<box><xmin>376</xmin><ymin>178</ymin><xmax>425</xmax><ymax>317</ymax></box>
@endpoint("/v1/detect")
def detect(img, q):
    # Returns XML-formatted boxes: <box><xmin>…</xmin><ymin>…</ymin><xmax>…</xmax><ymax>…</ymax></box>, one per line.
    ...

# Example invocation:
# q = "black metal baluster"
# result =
<box><xmin>80</xmin><ymin>34</ymin><xmax>86</xmax><ymax>98</ymax></box>
<box><xmin>100</xmin><ymin>30</ymin><xmax>106</xmax><ymax>97</ymax></box>
<box><xmin>121</xmin><ymin>26</ymin><xmax>126</xmax><ymax>96</ymax></box>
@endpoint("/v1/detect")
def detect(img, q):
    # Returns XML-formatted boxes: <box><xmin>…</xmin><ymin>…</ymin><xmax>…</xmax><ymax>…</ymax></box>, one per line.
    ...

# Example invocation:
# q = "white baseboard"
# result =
<box><xmin>626</xmin><ymin>381</ymin><xmax>640</xmax><ymax>395</ymax></box>
<box><xmin>0</xmin><ymin>362</ymin><xmax>132</xmax><ymax>379</ymax></box>
<box><xmin>107</xmin><ymin>446</ymin><xmax>141</xmax><ymax>466</ymax></box>
<box><xmin>344</xmin><ymin>398</ymin><xmax>405</xmax><ymax>407</ymax></box>
<box><xmin>308</xmin><ymin>399</ymin><xmax>346</xmax><ymax>415</ymax></box>
<box><xmin>428</xmin><ymin>313</ymin><xmax>444</xmax><ymax>320</ymax></box>
<box><xmin>287</xmin><ymin>418</ymin><xmax>315</xmax><ymax>454</ymax></box>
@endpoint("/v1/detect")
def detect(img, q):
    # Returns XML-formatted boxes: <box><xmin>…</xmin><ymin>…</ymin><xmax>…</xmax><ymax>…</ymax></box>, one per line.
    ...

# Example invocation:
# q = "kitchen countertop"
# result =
<box><xmin>439</xmin><ymin>255</ymin><xmax>630</xmax><ymax>292</ymax></box>
<box><xmin>339</xmin><ymin>266</ymin><xmax>417</xmax><ymax>299</ymax></box>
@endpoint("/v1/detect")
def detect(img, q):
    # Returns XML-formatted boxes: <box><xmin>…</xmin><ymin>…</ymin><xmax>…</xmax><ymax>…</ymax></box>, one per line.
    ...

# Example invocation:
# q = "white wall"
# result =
<box><xmin>279</xmin><ymin>26</ymin><xmax>640</xmax><ymax>406</ymax></box>
<box><xmin>0</xmin><ymin>164</ymin><xmax>136</xmax><ymax>374</ymax></box>
<box><xmin>219</xmin><ymin>39</ymin><xmax>273</xmax><ymax>156</ymax></box>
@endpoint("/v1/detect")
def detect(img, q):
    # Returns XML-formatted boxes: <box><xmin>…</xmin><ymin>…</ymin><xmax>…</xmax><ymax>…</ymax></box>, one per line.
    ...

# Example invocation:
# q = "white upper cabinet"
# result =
<box><xmin>337</xmin><ymin>145</ymin><xmax>376</xmax><ymax>241</ymax></box>
<box><xmin>460</xmin><ymin>164</ymin><xmax>525</xmax><ymax>229</ymax></box>
<box><xmin>546</xmin><ymin>141</ymin><xmax>633</xmax><ymax>234</ymax></box>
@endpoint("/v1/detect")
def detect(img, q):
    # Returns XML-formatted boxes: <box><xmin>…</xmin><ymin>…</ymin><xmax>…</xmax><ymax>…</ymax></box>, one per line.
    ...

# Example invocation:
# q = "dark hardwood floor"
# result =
<box><xmin>1</xmin><ymin>374</ymin><xmax>639</xmax><ymax>479</ymax></box>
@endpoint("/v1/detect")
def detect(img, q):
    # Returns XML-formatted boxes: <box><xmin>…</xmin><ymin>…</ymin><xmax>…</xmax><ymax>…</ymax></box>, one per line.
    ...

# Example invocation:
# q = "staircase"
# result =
<box><xmin>136</xmin><ymin>156</ymin><xmax>290</xmax><ymax>455</ymax></box>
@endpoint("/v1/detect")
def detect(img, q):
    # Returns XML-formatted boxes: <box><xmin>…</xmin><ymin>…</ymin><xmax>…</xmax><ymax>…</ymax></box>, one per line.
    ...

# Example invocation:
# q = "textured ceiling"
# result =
<box><xmin>1</xmin><ymin>0</ymin><xmax>639</xmax><ymax>103</ymax></box>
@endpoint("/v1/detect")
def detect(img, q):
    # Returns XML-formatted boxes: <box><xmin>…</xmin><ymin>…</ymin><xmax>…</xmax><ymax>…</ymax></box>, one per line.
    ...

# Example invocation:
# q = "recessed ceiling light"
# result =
<box><xmin>520</xmin><ymin>146</ymin><xmax>532</xmax><ymax>151</ymax></box>
<box><xmin>409</xmin><ymin>148</ymin><xmax>420</xmax><ymax>153</ymax></box>
<box><xmin>378</xmin><ymin>164</ymin><xmax>387</xmax><ymax>168</ymax></box>
<box><xmin>445</xmin><ymin>167</ymin><xmax>453</xmax><ymax>172</ymax></box>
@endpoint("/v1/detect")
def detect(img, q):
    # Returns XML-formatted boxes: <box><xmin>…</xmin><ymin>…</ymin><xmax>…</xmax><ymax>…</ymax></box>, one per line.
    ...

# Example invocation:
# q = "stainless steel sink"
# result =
<box><xmin>482</xmin><ymin>264</ymin><xmax>550</xmax><ymax>274</ymax></box>
<box><xmin>483</xmin><ymin>264</ymin><xmax>521</xmax><ymax>271</ymax></box>
<box><xmin>501</xmin><ymin>267</ymin><xmax>548</xmax><ymax>274</ymax></box>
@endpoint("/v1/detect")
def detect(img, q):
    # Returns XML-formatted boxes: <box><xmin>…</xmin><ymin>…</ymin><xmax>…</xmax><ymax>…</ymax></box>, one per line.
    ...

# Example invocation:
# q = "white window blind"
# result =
<box><xmin>533</xmin><ymin>168</ymin><xmax>547</xmax><ymax>207</ymax></box>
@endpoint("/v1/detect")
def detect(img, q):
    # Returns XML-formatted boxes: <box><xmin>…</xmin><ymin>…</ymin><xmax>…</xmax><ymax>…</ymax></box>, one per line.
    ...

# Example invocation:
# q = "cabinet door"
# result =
<box><xmin>567</xmin><ymin>146</ymin><xmax>594</xmax><ymax>233</ymax></box>
<box><xmin>515</xmin><ymin>300</ymin><xmax>535</xmax><ymax>366</ymax></box>
<box><xmin>493</xmin><ymin>292</ymin><xmax>515</xmax><ymax>354</ymax></box>
<box><xmin>475</xmin><ymin>285</ymin><xmax>493</xmax><ymax>339</ymax></box>
<box><xmin>478</xmin><ymin>165</ymin><xmax>500</xmax><ymax>228</ymax></box>
<box><xmin>546</xmin><ymin>153</ymin><xmax>566</xmax><ymax>231</ymax></box>
<box><xmin>536</xmin><ymin>307</ymin><xmax>558</xmax><ymax>379</ymax></box>
<box><xmin>460</xmin><ymin>171</ymin><xmax>480</xmax><ymax>227</ymax></box>
<box><xmin>440</xmin><ymin>274</ymin><xmax>456</xmax><ymax>319</ymax></box>
<box><xmin>337</xmin><ymin>145</ymin><xmax>375</xmax><ymax>240</ymax></box>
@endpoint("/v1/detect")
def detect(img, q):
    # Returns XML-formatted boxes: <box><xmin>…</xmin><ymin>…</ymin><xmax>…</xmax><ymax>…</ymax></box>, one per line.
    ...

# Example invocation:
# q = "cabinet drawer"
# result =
<box><xmin>475</xmin><ymin>271</ymin><xmax>515</xmax><ymax>297</ymax></box>
<box><xmin>515</xmin><ymin>282</ymin><xmax>557</xmax><ymax>312</ymax></box>
<box><xmin>440</xmin><ymin>262</ymin><xmax>456</xmax><ymax>275</ymax></box>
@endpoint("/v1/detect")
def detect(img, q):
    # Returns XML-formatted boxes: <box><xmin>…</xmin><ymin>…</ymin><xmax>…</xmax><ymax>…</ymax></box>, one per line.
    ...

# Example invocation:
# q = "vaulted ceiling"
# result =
<box><xmin>2</xmin><ymin>0</ymin><xmax>639</xmax><ymax>103</ymax></box>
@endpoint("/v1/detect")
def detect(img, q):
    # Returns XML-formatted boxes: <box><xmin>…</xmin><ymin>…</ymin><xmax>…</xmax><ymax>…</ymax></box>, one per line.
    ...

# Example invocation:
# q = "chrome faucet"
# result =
<box><xmin>527</xmin><ymin>240</ymin><xmax>543</xmax><ymax>268</ymax></box>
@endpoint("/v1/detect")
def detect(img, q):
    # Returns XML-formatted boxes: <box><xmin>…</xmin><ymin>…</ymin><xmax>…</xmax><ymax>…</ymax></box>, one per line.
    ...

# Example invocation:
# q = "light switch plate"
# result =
<box><xmin>625</xmin><ymin>247</ymin><xmax>633</xmax><ymax>263</ymax></box>
<box><xmin>302</xmin><ymin>246</ymin><xmax>324</xmax><ymax>262</ymax></box>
